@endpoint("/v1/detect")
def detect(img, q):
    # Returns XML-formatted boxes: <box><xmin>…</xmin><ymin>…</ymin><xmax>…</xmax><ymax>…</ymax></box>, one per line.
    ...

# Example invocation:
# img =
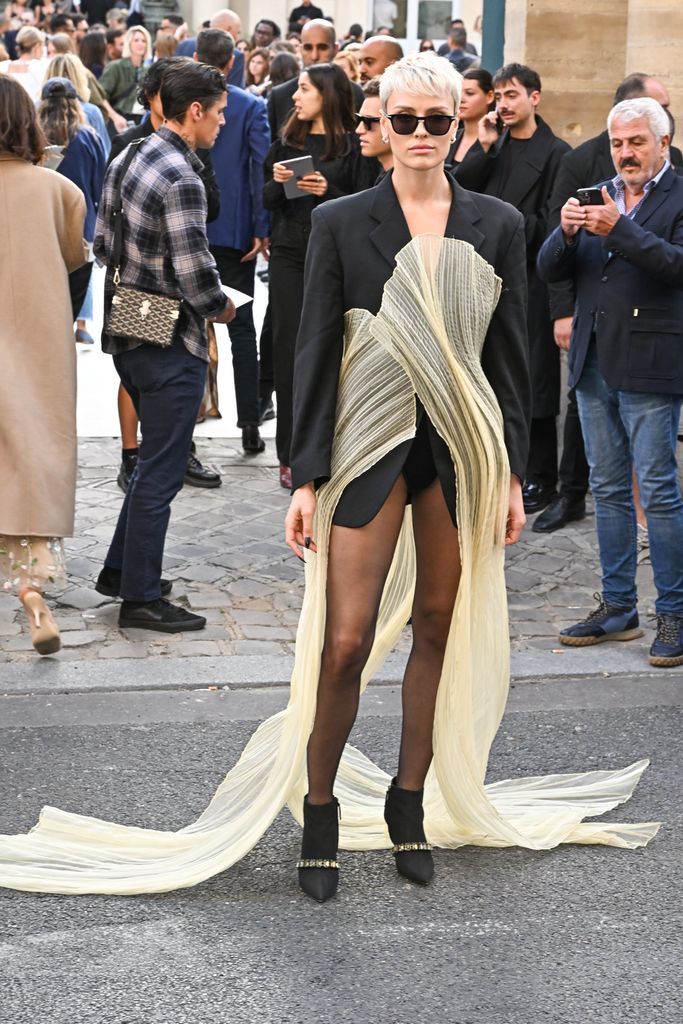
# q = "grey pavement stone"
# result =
<box><xmin>60</xmin><ymin>630</ymin><xmax>108</xmax><ymax>648</ymax></box>
<box><xmin>97</xmin><ymin>642</ymin><xmax>151</xmax><ymax>659</ymax></box>
<box><xmin>57</xmin><ymin>587</ymin><xmax>111</xmax><ymax>611</ymax></box>
<box><xmin>240</xmin><ymin>625</ymin><xmax>295</xmax><ymax>641</ymax></box>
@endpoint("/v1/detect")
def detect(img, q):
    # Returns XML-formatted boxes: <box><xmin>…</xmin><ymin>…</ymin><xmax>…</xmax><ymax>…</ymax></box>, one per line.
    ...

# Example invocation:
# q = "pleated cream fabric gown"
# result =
<box><xmin>0</xmin><ymin>237</ymin><xmax>659</xmax><ymax>895</ymax></box>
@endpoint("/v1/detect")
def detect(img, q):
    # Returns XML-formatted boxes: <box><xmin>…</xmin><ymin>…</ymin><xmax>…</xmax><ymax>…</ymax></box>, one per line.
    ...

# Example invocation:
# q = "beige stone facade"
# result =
<box><xmin>504</xmin><ymin>0</ymin><xmax>683</xmax><ymax>145</ymax></box>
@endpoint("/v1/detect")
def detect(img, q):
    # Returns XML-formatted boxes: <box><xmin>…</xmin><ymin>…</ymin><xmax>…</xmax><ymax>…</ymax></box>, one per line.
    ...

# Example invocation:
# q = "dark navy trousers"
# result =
<box><xmin>106</xmin><ymin>336</ymin><xmax>206</xmax><ymax>602</ymax></box>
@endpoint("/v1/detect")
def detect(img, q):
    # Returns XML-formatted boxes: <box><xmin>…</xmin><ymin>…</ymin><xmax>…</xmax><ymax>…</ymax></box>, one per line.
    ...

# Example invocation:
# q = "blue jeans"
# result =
<box><xmin>106</xmin><ymin>337</ymin><xmax>206</xmax><ymax>602</ymax></box>
<box><xmin>576</xmin><ymin>343</ymin><xmax>683</xmax><ymax>615</ymax></box>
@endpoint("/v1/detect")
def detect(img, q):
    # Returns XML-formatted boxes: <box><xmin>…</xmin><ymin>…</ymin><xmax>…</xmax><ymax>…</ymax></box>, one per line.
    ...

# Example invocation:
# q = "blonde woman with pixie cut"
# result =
<box><xmin>0</xmin><ymin>54</ymin><xmax>659</xmax><ymax>905</ymax></box>
<box><xmin>99</xmin><ymin>25</ymin><xmax>151</xmax><ymax>116</ymax></box>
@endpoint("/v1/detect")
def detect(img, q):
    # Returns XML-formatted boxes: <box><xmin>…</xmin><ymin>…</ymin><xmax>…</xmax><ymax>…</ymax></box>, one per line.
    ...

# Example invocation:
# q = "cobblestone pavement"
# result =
<box><xmin>0</xmin><ymin>437</ymin><xmax>658</xmax><ymax>665</ymax></box>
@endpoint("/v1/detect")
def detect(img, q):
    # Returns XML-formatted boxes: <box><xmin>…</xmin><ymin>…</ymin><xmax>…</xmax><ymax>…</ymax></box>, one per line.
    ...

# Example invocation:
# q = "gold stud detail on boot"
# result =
<box><xmin>391</xmin><ymin>842</ymin><xmax>432</xmax><ymax>854</ymax></box>
<box><xmin>296</xmin><ymin>859</ymin><xmax>340</xmax><ymax>869</ymax></box>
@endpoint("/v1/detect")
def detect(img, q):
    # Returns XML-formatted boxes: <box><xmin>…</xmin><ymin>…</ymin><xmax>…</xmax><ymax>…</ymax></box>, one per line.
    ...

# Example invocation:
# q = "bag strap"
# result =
<box><xmin>111</xmin><ymin>138</ymin><xmax>145</xmax><ymax>285</ymax></box>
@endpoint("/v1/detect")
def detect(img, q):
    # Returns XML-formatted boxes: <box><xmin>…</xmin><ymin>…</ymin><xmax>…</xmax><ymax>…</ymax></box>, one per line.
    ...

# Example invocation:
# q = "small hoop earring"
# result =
<box><xmin>381</xmin><ymin>137</ymin><xmax>389</xmax><ymax>143</ymax></box>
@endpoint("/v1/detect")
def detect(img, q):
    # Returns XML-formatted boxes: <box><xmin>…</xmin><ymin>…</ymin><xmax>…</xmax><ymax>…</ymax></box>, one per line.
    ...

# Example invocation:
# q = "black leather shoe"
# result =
<box><xmin>242</xmin><ymin>424</ymin><xmax>266</xmax><ymax>454</ymax></box>
<box><xmin>297</xmin><ymin>796</ymin><xmax>340</xmax><ymax>903</ymax></box>
<box><xmin>117</xmin><ymin>454</ymin><xmax>138</xmax><ymax>493</ymax></box>
<box><xmin>522</xmin><ymin>482</ymin><xmax>558</xmax><ymax>514</ymax></box>
<box><xmin>384</xmin><ymin>779</ymin><xmax>434</xmax><ymax>885</ymax></box>
<box><xmin>184</xmin><ymin>451</ymin><xmax>221</xmax><ymax>488</ymax></box>
<box><xmin>259</xmin><ymin>397</ymin><xmax>275</xmax><ymax>423</ymax></box>
<box><xmin>119</xmin><ymin>598</ymin><xmax>206</xmax><ymax>633</ymax></box>
<box><xmin>532</xmin><ymin>495</ymin><xmax>586</xmax><ymax>533</ymax></box>
<box><xmin>95</xmin><ymin>566</ymin><xmax>172</xmax><ymax>599</ymax></box>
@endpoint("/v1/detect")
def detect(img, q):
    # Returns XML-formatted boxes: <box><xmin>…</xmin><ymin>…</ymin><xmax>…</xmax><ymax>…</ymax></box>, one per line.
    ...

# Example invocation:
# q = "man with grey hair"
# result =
<box><xmin>538</xmin><ymin>97</ymin><xmax>683</xmax><ymax>667</ymax></box>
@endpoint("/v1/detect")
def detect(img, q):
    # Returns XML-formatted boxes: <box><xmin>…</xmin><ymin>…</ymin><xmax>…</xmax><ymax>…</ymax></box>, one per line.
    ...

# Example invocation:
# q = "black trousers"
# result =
<box><xmin>210</xmin><ymin>246</ymin><xmax>260</xmax><ymax>427</ymax></box>
<box><xmin>526</xmin><ymin>389</ymin><xmax>589</xmax><ymax>497</ymax></box>
<box><xmin>269</xmin><ymin>231</ymin><xmax>308</xmax><ymax>465</ymax></box>
<box><xmin>258</xmin><ymin>300</ymin><xmax>274</xmax><ymax>402</ymax></box>
<box><xmin>107</xmin><ymin>337</ymin><xmax>206</xmax><ymax>602</ymax></box>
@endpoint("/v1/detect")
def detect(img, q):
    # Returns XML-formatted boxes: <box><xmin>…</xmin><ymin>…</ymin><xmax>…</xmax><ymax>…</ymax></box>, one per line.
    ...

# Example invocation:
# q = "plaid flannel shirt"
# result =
<box><xmin>94</xmin><ymin>126</ymin><xmax>227</xmax><ymax>361</ymax></box>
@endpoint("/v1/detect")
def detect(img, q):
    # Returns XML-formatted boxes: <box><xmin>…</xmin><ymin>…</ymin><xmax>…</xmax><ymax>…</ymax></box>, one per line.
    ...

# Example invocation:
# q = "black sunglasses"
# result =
<box><xmin>355</xmin><ymin>114</ymin><xmax>381</xmax><ymax>130</ymax></box>
<box><xmin>385</xmin><ymin>113</ymin><xmax>456</xmax><ymax>136</ymax></box>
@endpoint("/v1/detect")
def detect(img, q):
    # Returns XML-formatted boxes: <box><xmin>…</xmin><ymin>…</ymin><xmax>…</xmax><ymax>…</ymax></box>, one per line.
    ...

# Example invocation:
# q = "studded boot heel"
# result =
<box><xmin>384</xmin><ymin>779</ymin><xmax>434</xmax><ymax>885</ymax></box>
<box><xmin>297</xmin><ymin>796</ymin><xmax>340</xmax><ymax>903</ymax></box>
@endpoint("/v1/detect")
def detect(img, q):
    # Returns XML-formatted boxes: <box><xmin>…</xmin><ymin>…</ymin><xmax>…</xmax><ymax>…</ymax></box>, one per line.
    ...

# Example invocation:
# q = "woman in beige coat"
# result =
<box><xmin>0</xmin><ymin>76</ymin><xmax>86</xmax><ymax>654</ymax></box>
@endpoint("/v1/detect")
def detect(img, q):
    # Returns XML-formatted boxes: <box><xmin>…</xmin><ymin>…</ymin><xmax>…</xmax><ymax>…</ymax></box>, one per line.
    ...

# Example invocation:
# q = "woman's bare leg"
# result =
<box><xmin>306</xmin><ymin>476</ymin><xmax>408</xmax><ymax>805</ymax></box>
<box><xmin>118</xmin><ymin>383</ymin><xmax>139</xmax><ymax>450</ymax></box>
<box><xmin>396</xmin><ymin>478</ymin><xmax>461</xmax><ymax>790</ymax></box>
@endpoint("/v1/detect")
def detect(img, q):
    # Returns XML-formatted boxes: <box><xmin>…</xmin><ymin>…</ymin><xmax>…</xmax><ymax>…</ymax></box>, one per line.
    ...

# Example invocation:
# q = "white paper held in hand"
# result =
<box><xmin>221</xmin><ymin>285</ymin><xmax>252</xmax><ymax>309</ymax></box>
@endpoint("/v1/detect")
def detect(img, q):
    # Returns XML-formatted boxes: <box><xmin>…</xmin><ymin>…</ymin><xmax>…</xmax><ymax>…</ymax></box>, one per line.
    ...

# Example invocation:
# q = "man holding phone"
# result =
<box><xmin>538</xmin><ymin>97</ymin><xmax>683</xmax><ymax>667</ymax></box>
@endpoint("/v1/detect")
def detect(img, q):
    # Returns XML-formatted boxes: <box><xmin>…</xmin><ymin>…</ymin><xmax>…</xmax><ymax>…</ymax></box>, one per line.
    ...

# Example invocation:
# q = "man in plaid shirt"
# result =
<box><xmin>93</xmin><ymin>60</ymin><xmax>235</xmax><ymax>634</ymax></box>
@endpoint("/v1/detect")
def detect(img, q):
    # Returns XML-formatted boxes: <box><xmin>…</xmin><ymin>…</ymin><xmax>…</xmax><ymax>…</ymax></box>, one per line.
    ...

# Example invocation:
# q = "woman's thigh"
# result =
<box><xmin>324</xmin><ymin>475</ymin><xmax>408</xmax><ymax>652</ymax></box>
<box><xmin>410</xmin><ymin>478</ymin><xmax>461</xmax><ymax>642</ymax></box>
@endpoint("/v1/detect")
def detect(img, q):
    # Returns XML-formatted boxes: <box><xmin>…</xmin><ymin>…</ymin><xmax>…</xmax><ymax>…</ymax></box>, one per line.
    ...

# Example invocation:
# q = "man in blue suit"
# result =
<box><xmin>196</xmin><ymin>28</ymin><xmax>270</xmax><ymax>454</ymax></box>
<box><xmin>538</xmin><ymin>97</ymin><xmax>683</xmax><ymax>667</ymax></box>
<box><xmin>177</xmin><ymin>8</ymin><xmax>245</xmax><ymax>87</ymax></box>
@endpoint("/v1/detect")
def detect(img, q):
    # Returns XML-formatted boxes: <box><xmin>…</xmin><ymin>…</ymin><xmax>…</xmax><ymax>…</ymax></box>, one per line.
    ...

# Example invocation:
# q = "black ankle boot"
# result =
<box><xmin>384</xmin><ymin>779</ymin><xmax>434</xmax><ymax>885</ymax></box>
<box><xmin>297</xmin><ymin>795</ymin><xmax>340</xmax><ymax>903</ymax></box>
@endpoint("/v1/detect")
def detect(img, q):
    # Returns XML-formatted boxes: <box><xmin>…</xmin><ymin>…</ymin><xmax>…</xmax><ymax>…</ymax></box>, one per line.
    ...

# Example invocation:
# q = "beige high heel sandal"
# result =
<box><xmin>18</xmin><ymin>588</ymin><xmax>61</xmax><ymax>656</ymax></box>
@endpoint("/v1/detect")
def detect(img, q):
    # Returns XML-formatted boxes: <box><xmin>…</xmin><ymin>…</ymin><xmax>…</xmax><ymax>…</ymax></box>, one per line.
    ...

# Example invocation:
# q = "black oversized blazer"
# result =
<box><xmin>289</xmin><ymin>171</ymin><xmax>532</xmax><ymax>519</ymax></box>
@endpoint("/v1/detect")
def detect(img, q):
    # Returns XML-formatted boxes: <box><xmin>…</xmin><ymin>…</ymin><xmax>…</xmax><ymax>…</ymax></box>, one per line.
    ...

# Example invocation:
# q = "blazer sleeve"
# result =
<box><xmin>537</xmin><ymin>224</ymin><xmax>580</xmax><ymax>283</ymax></box>
<box><xmin>263</xmin><ymin>139</ymin><xmax>287</xmax><ymax>211</ymax></box>
<box><xmin>290</xmin><ymin>205</ymin><xmax>345</xmax><ymax>490</ymax></box>
<box><xmin>452</xmin><ymin>139</ymin><xmax>496</xmax><ymax>192</ymax></box>
<box><xmin>481</xmin><ymin>213</ymin><xmax>531</xmax><ymax>481</ymax></box>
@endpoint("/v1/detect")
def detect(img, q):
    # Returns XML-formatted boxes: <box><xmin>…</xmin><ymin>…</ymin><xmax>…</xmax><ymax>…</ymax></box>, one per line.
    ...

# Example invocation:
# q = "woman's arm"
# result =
<box><xmin>263</xmin><ymin>139</ymin><xmax>289</xmax><ymax>211</ymax></box>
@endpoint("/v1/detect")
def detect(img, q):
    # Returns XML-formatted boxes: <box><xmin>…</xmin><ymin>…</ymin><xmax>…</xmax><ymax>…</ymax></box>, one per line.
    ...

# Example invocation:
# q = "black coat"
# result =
<box><xmin>538</xmin><ymin>166</ymin><xmax>683</xmax><ymax>394</ymax></box>
<box><xmin>267</xmin><ymin>76</ymin><xmax>365</xmax><ymax>138</ymax></box>
<box><xmin>547</xmin><ymin>130</ymin><xmax>683</xmax><ymax>320</ymax></box>
<box><xmin>290</xmin><ymin>172</ymin><xmax>531</xmax><ymax>508</ymax></box>
<box><xmin>454</xmin><ymin>117</ymin><xmax>570</xmax><ymax>417</ymax></box>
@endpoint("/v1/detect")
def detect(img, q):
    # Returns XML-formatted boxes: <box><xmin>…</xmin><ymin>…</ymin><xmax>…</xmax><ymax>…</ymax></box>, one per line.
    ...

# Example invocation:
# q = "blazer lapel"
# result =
<box><xmin>445</xmin><ymin>176</ymin><xmax>485</xmax><ymax>250</ymax></box>
<box><xmin>634</xmin><ymin>165</ymin><xmax>675</xmax><ymax>227</ymax></box>
<box><xmin>368</xmin><ymin>173</ymin><xmax>411</xmax><ymax>269</ymax></box>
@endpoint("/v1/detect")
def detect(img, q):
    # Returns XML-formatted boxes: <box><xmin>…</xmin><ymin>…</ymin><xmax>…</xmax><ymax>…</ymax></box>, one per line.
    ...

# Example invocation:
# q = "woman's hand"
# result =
<box><xmin>285</xmin><ymin>483</ymin><xmax>318</xmax><ymax>559</ymax></box>
<box><xmin>296</xmin><ymin>172</ymin><xmax>328</xmax><ymax>197</ymax></box>
<box><xmin>272</xmin><ymin>162</ymin><xmax>294</xmax><ymax>183</ymax></box>
<box><xmin>505</xmin><ymin>476</ymin><xmax>526</xmax><ymax>545</ymax></box>
<box><xmin>478</xmin><ymin>111</ymin><xmax>501</xmax><ymax>152</ymax></box>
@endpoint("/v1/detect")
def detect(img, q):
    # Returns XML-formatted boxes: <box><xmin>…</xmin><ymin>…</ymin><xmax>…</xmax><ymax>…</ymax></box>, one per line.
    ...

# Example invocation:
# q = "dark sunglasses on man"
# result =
<box><xmin>355</xmin><ymin>114</ymin><xmax>381</xmax><ymax>130</ymax></box>
<box><xmin>385</xmin><ymin>113</ymin><xmax>457</xmax><ymax>136</ymax></box>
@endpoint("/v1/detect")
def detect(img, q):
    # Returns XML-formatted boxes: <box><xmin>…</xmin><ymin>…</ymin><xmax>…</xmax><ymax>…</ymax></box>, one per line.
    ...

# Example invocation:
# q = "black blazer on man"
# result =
<box><xmin>537</xmin><ymin>165</ymin><xmax>683</xmax><ymax>393</ymax></box>
<box><xmin>267</xmin><ymin>76</ymin><xmax>365</xmax><ymax>137</ymax></box>
<box><xmin>454</xmin><ymin>116</ymin><xmax>570</xmax><ymax>418</ymax></box>
<box><xmin>290</xmin><ymin>171</ymin><xmax>531</xmax><ymax>509</ymax></box>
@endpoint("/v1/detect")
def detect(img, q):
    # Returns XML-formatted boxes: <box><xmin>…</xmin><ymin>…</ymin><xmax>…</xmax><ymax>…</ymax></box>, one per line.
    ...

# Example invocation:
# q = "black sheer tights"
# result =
<box><xmin>306</xmin><ymin>475</ymin><xmax>462</xmax><ymax>804</ymax></box>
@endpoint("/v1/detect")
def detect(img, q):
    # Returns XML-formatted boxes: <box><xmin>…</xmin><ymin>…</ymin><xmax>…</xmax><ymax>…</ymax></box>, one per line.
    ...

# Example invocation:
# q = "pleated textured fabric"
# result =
<box><xmin>0</xmin><ymin>237</ymin><xmax>658</xmax><ymax>895</ymax></box>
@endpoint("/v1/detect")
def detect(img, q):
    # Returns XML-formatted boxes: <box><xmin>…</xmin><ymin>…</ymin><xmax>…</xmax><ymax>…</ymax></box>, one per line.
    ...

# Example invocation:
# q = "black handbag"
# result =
<box><xmin>105</xmin><ymin>139</ymin><xmax>182</xmax><ymax>348</ymax></box>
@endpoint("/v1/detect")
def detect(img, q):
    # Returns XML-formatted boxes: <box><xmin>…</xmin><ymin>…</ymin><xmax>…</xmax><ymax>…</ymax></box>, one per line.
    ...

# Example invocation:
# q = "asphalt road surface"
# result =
<box><xmin>1</xmin><ymin>675</ymin><xmax>680</xmax><ymax>1024</ymax></box>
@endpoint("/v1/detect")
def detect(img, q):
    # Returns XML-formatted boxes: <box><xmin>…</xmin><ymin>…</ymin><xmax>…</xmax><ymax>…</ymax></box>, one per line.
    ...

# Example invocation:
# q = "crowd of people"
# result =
<box><xmin>1</xmin><ymin>32</ymin><xmax>668</xmax><ymax>901</ymax></box>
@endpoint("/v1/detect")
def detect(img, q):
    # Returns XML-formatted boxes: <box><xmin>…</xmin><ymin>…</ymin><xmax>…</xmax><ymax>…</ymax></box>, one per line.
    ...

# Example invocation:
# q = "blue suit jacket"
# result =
<box><xmin>206</xmin><ymin>85</ymin><xmax>271</xmax><ymax>251</ymax></box>
<box><xmin>175</xmin><ymin>42</ymin><xmax>244</xmax><ymax>88</ymax></box>
<box><xmin>537</xmin><ymin>166</ymin><xmax>683</xmax><ymax>394</ymax></box>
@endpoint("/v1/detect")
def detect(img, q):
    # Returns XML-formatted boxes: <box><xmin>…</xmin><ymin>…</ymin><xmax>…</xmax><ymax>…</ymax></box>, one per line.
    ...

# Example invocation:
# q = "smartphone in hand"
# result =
<box><xmin>576</xmin><ymin>187</ymin><xmax>605</xmax><ymax>206</ymax></box>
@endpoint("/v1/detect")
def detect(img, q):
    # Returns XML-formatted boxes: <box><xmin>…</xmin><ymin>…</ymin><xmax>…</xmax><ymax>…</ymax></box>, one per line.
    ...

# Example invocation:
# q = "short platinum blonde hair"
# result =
<box><xmin>608</xmin><ymin>97</ymin><xmax>669</xmax><ymax>143</ymax></box>
<box><xmin>379</xmin><ymin>51</ymin><xmax>462</xmax><ymax>112</ymax></box>
<box><xmin>123</xmin><ymin>25</ymin><xmax>152</xmax><ymax>61</ymax></box>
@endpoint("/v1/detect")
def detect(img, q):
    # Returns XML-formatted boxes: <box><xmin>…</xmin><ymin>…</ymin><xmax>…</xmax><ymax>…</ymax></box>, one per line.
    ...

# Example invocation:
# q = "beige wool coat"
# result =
<box><xmin>0</xmin><ymin>155</ymin><xmax>86</xmax><ymax>537</ymax></box>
